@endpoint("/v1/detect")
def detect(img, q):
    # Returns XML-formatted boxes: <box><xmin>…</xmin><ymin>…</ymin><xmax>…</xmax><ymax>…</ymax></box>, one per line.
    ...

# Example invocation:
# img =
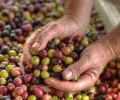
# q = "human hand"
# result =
<box><xmin>44</xmin><ymin>35</ymin><xmax>119</xmax><ymax>93</ymax></box>
<box><xmin>20</xmin><ymin>15</ymin><xmax>88</xmax><ymax>68</ymax></box>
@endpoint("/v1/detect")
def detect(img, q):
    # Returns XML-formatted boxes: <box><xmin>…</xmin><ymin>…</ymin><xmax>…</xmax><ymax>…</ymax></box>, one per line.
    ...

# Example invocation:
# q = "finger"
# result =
<box><xmin>22</xmin><ymin>27</ymin><xmax>44</xmax><ymax>66</ymax></box>
<box><xmin>62</xmin><ymin>55</ymin><xmax>92</xmax><ymax>80</ymax></box>
<box><xmin>39</xmin><ymin>84</ymin><xmax>56</xmax><ymax>94</ymax></box>
<box><xmin>45</xmin><ymin>77</ymin><xmax>78</xmax><ymax>93</ymax></box>
<box><xmin>22</xmin><ymin>33</ymin><xmax>37</xmax><ymax>68</ymax></box>
<box><xmin>45</xmin><ymin>68</ymin><xmax>99</xmax><ymax>93</ymax></box>
<box><xmin>19</xmin><ymin>55</ymin><xmax>25</xmax><ymax>74</ymax></box>
<box><xmin>32</xmin><ymin>25</ymin><xmax>59</xmax><ymax>51</ymax></box>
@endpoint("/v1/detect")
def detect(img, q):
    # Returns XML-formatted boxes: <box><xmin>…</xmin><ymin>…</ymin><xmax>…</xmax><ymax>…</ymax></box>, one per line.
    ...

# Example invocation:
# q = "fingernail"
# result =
<box><xmin>63</xmin><ymin>70</ymin><xmax>73</xmax><ymax>80</ymax></box>
<box><xmin>32</xmin><ymin>43</ymin><xmax>39</xmax><ymax>48</ymax></box>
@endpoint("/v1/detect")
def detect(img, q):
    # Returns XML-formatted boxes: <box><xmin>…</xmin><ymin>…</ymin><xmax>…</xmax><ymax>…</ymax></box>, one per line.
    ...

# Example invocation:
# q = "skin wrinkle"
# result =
<box><xmin>21</xmin><ymin>0</ymin><xmax>93</xmax><ymax>68</ymax></box>
<box><xmin>77</xmin><ymin>73</ymin><xmax>94</xmax><ymax>92</ymax></box>
<box><xmin>20</xmin><ymin>0</ymin><xmax>120</xmax><ymax>93</ymax></box>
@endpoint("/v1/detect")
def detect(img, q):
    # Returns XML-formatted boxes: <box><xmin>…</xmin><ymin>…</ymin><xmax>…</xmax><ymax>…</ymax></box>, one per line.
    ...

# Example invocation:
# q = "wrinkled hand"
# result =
<box><xmin>45</xmin><ymin>36</ymin><xmax>117</xmax><ymax>93</ymax></box>
<box><xmin>20</xmin><ymin>16</ymin><xmax>86</xmax><ymax>68</ymax></box>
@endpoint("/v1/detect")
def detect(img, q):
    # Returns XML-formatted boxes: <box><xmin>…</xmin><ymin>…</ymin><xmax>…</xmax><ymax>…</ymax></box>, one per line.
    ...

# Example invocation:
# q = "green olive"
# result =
<box><xmin>0</xmin><ymin>70</ymin><xmax>9</xmax><ymax>78</ymax></box>
<box><xmin>31</xmin><ymin>56</ymin><xmax>40</xmax><ymax>66</ymax></box>
<box><xmin>41</xmin><ymin>71</ymin><xmax>50</xmax><ymax>79</ymax></box>
<box><xmin>0</xmin><ymin>77</ymin><xmax>6</xmax><ymax>85</ymax></box>
<box><xmin>34</xmin><ymin>70</ymin><xmax>41</xmax><ymax>77</ymax></box>
<box><xmin>28</xmin><ymin>95</ymin><xmax>36</xmax><ymax>100</ymax></box>
<box><xmin>41</xmin><ymin>57</ymin><xmax>50</xmax><ymax>65</ymax></box>
<box><xmin>5</xmin><ymin>64</ymin><xmax>14</xmax><ymax>73</ymax></box>
<box><xmin>8</xmin><ymin>50</ymin><xmax>17</xmax><ymax>56</ymax></box>
<box><xmin>81</xmin><ymin>37</ymin><xmax>89</xmax><ymax>47</ymax></box>
<box><xmin>48</xmin><ymin>49</ymin><xmax>56</xmax><ymax>58</ymax></box>
<box><xmin>53</xmin><ymin>38</ymin><xmax>60</xmax><ymax>45</ymax></box>
<box><xmin>81</xmin><ymin>94</ymin><xmax>89</xmax><ymax>100</ymax></box>
<box><xmin>63</xmin><ymin>57</ymin><xmax>73</xmax><ymax>65</ymax></box>
<box><xmin>0</xmin><ymin>54</ymin><xmax>5</xmax><ymax>62</ymax></box>
<box><xmin>53</xmin><ymin>65</ymin><xmax>62</xmax><ymax>73</ymax></box>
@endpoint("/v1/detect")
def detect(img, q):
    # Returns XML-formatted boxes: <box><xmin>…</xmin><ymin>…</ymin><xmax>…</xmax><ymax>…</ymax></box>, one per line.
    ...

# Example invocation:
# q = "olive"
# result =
<box><xmin>52</xmin><ymin>65</ymin><xmax>62</xmax><ymax>73</ymax></box>
<box><xmin>5</xmin><ymin>65</ymin><xmax>14</xmax><ymax>73</ymax></box>
<box><xmin>6</xmin><ymin>42</ymin><xmax>13</xmax><ymax>48</ymax></box>
<box><xmin>81</xmin><ymin>94</ymin><xmax>90</xmax><ymax>100</ymax></box>
<box><xmin>65</xmin><ymin>93</ymin><xmax>73</xmax><ymax>100</ymax></box>
<box><xmin>0</xmin><ymin>20</ymin><xmax>5</xmax><ymax>30</ymax></box>
<box><xmin>51</xmin><ymin>58</ymin><xmax>62</xmax><ymax>65</ymax></box>
<box><xmin>1</xmin><ymin>45</ymin><xmax>10</xmax><ymax>54</ymax></box>
<box><xmin>1</xmin><ymin>9</ymin><xmax>9</xmax><ymax>17</ymax></box>
<box><xmin>63</xmin><ymin>37</ymin><xmax>73</xmax><ymax>44</ymax></box>
<box><xmin>31</xmin><ymin>77</ymin><xmax>40</xmax><ymax>84</ymax></box>
<box><xmin>74</xmin><ymin>44</ymin><xmax>84</xmax><ymax>54</ymax></box>
<box><xmin>96</xmin><ymin>23</ymin><xmax>104</xmax><ymax>30</ymax></box>
<box><xmin>61</xmin><ymin>47</ymin><xmax>71</xmax><ymax>56</ymax></box>
<box><xmin>1</xmin><ymin>96</ymin><xmax>11</xmax><ymax>100</ymax></box>
<box><xmin>21</xmin><ymin>4</ymin><xmax>28</xmax><ymax>11</ymax></box>
<box><xmin>28</xmin><ymin>95</ymin><xmax>36</xmax><ymax>100</ymax></box>
<box><xmin>70</xmin><ymin>52</ymin><xmax>78</xmax><ymax>60</ymax></box>
<box><xmin>0</xmin><ymin>77</ymin><xmax>6</xmax><ymax>85</ymax></box>
<box><xmin>81</xmin><ymin>37</ymin><xmax>89</xmax><ymax>47</ymax></box>
<box><xmin>39</xmin><ymin>50</ymin><xmax>48</xmax><ymax>58</ymax></box>
<box><xmin>63</xmin><ymin>57</ymin><xmax>73</xmax><ymax>65</ymax></box>
<box><xmin>4</xmin><ymin>25</ymin><xmax>11</xmax><ymax>32</ymax></box>
<box><xmin>31</xmin><ymin>56</ymin><xmax>40</xmax><ymax>66</ymax></box>
<box><xmin>53</xmin><ymin>38</ymin><xmax>60</xmax><ymax>45</ymax></box>
<box><xmin>41</xmin><ymin>71</ymin><xmax>50</xmax><ymax>79</ymax></box>
<box><xmin>68</xmin><ymin>44</ymin><xmax>74</xmax><ymax>52</ymax></box>
<box><xmin>0</xmin><ymin>70</ymin><xmax>9</xmax><ymax>79</ymax></box>
<box><xmin>50</xmin><ymin>73</ymin><xmax>62</xmax><ymax>80</ymax></box>
<box><xmin>2</xmin><ymin>30</ymin><xmax>10</xmax><ymax>37</ymax></box>
<box><xmin>10</xmin><ymin>33</ymin><xmax>18</xmax><ymax>41</ymax></box>
<box><xmin>0</xmin><ymin>54</ymin><xmax>5</xmax><ymax>62</ymax></box>
<box><xmin>47</xmin><ymin>42</ymin><xmax>56</xmax><ymax>49</ymax></box>
<box><xmin>41</xmin><ymin>57</ymin><xmax>50</xmax><ymax>65</ymax></box>
<box><xmin>48</xmin><ymin>49</ymin><xmax>55</xmax><ymax>58</ymax></box>
<box><xmin>0</xmin><ymin>64</ymin><xmax>5</xmax><ymax>70</ymax></box>
<box><xmin>32</xmin><ymin>19</ymin><xmax>42</xmax><ymax>27</ymax></box>
<box><xmin>33</xmin><ymin>70</ymin><xmax>41</xmax><ymax>77</ymax></box>
<box><xmin>52</xmin><ymin>95</ymin><xmax>59</xmax><ymax>100</ymax></box>
<box><xmin>7</xmin><ymin>78</ymin><xmax>13</xmax><ymax>83</ymax></box>
<box><xmin>8</xmin><ymin>50</ymin><xmax>17</xmax><ymax>56</ymax></box>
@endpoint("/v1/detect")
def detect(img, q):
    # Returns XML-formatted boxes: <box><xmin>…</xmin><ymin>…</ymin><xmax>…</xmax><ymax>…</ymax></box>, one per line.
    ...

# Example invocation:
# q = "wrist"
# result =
<box><xmin>59</xmin><ymin>15</ymin><xmax>88</xmax><ymax>36</ymax></box>
<box><xmin>97</xmin><ymin>34</ymin><xmax>120</xmax><ymax>63</ymax></box>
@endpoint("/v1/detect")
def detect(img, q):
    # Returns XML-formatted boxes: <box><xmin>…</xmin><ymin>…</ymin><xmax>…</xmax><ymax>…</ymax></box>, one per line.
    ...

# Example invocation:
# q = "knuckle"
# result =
<box><xmin>51</xmin><ymin>24</ymin><xmax>60</xmax><ymax>30</ymax></box>
<box><xmin>73</xmin><ymin>63</ymin><xmax>81</xmax><ymax>75</ymax></box>
<box><xmin>86</xmin><ymin>70</ymin><xmax>98</xmax><ymax>86</ymax></box>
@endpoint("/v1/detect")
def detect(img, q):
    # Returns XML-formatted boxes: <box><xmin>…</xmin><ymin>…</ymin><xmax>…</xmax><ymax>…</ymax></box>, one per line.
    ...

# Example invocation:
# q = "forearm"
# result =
<box><xmin>64</xmin><ymin>0</ymin><xmax>93</xmax><ymax>27</ymax></box>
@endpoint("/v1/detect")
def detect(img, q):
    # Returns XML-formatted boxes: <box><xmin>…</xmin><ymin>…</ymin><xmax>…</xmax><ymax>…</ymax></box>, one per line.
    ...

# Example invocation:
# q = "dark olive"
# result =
<box><xmin>1</xmin><ymin>96</ymin><xmax>11</xmax><ymax>100</ymax></box>
<box><xmin>1</xmin><ymin>45</ymin><xmax>10</xmax><ymax>54</ymax></box>
<box><xmin>47</xmin><ymin>42</ymin><xmax>56</xmax><ymax>49</ymax></box>
<box><xmin>0</xmin><ymin>64</ymin><xmax>5</xmax><ymax>71</ymax></box>
<box><xmin>31</xmin><ymin>77</ymin><xmax>40</xmax><ymax>84</ymax></box>
<box><xmin>10</xmin><ymin>33</ymin><xmax>18</xmax><ymax>41</ymax></box>
<box><xmin>2</xmin><ymin>30</ymin><xmax>10</xmax><ymax>37</ymax></box>
<box><xmin>4</xmin><ymin>25</ymin><xmax>11</xmax><ymax>32</ymax></box>
<box><xmin>1</xmin><ymin>9</ymin><xmax>9</xmax><ymax>17</ymax></box>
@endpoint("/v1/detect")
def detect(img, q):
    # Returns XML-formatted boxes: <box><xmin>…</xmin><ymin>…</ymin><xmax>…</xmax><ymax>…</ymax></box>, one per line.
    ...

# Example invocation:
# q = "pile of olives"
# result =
<box><xmin>1</xmin><ymin>0</ymin><xmax>120</xmax><ymax>100</ymax></box>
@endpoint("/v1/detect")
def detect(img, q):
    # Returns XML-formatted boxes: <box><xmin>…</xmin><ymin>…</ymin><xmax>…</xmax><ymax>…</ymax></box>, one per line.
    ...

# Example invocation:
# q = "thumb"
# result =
<box><xmin>62</xmin><ymin>54</ymin><xmax>92</xmax><ymax>80</ymax></box>
<box><xmin>32</xmin><ymin>25</ymin><xmax>59</xmax><ymax>52</ymax></box>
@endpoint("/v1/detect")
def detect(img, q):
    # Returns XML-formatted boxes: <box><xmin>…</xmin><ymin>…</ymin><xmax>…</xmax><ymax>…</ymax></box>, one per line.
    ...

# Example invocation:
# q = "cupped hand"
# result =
<box><xmin>44</xmin><ymin>36</ymin><xmax>117</xmax><ymax>93</ymax></box>
<box><xmin>20</xmin><ymin>16</ymin><xmax>87</xmax><ymax>68</ymax></box>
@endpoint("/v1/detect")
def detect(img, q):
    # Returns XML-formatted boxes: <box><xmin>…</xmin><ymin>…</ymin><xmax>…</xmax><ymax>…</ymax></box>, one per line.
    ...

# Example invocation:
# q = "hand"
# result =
<box><xmin>44</xmin><ymin>36</ymin><xmax>117</xmax><ymax>93</ymax></box>
<box><xmin>20</xmin><ymin>16</ymin><xmax>87</xmax><ymax>68</ymax></box>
